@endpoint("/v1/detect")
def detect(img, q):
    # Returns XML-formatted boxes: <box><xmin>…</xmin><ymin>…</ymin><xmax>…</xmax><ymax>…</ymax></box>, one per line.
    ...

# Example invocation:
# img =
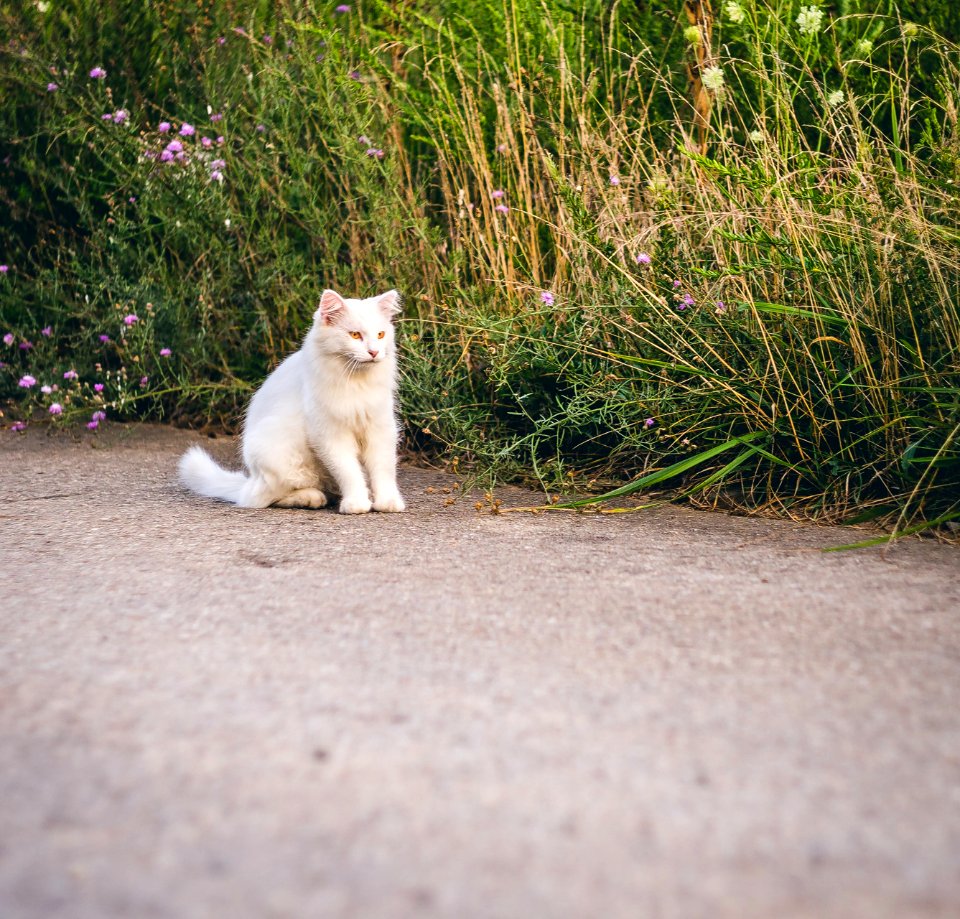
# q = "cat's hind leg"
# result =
<box><xmin>274</xmin><ymin>487</ymin><xmax>328</xmax><ymax>509</ymax></box>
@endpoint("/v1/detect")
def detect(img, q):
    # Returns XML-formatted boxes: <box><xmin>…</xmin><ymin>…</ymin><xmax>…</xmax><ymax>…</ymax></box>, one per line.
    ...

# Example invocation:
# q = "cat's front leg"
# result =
<box><xmin>313</xmin><ymin>429</ymin><xmax>371</xmax><ymax>514</ymax></box>
<box><xmin>363</xmin><ymin>414</ymin><xmax>405</xmax><ymax>513</ymax></box>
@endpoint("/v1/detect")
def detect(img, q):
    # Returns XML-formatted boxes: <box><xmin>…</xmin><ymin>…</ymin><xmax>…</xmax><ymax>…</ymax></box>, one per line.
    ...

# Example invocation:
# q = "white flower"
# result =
<box><xmin>224</xmin><ymin>218</ymin><xmax>231</xmax><ymax>228</ymax></box>
<box><xmin>36</xmin><ymin>0</ymin><xmax>49</xmax><ymax>11</ymax></box>
<box><xmin>748</xmin><ymin>129</ymin><xmax>764</xmax><ymax>143</ymax></box>
<box><xmin>724</xmin><ymin>1</ymin><xmax>745</xmax><ymax>24</ymax></box>
<box><xmin>701</xmin><ymin>66</ymin><xmax>725</xmax><ymax>92</ymax></box>
<box><xmin>796</xmin><ymin>5</ymin><xmax>825</xmax><ymax>36</ymax></box>
<box><xmin>855</xmin><ymin>38</ymin><xmax>873</xmax><ymax>56</ymax></box>
<box><xmin>827</xmin><ymin>89</ymin><xmax>844</xmax><ymax>107</ymax></box>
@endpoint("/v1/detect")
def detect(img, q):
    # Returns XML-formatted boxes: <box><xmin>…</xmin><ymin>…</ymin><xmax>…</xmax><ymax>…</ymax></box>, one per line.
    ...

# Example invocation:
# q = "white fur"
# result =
<box><xmin>179</xmin><ymin>289</ymin><xmax>405</xmax><ymax>514</ymax></box>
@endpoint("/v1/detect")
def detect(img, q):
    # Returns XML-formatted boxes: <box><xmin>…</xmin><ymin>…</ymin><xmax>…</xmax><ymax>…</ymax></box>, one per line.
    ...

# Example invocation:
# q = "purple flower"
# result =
<box><xmin>123</xmin><ymin>314</ymin><xmax>139</xmax><ymax>325</ymax></box>
<box><xmin>673</xmin><ymin>279</ymin><xmax>681</xmax><ymax>288</ymax></box>
<box><xmin>540</xmin><ymin>291</ymin><xmax>555</xmax><ymax>306</ymax></box>
<box><xmin>715</xmin><ymin>301</ymin><xmax>726</xmax><ymax>313</ymax></box>
<box><xmin>128</xmin><ymin>196</ymin><xmax>136</xmax><ymax>204</ymax></box>
<box><xmin>94</xmin><ymin>383</ymin><xmax>105</xmax><ymax>393</ymax></box>
<box><xmin>0</xmin><ymin>265</ymin><xmax>8</xmax><ymax>273</ymax></box>
<box><xmin>19</xmin><ymin>341</ymin><xmax>32</xmax><ymax>351</ymax></box>
<box><xmin>89</xmin><ymin>66</ymin><xmax>107</xmax><ymax>79</ymax></box>
<box><xmin>217</xmin><ymin>36</ymin><xmax>227</xmax><ymax>46</ymax></box>
<box><xmin>159</xmin><ymin>150</ymin><xmax>174</xmax><ymax>162</ymax></box>
<box><xmin>159</xmin><ymin>347</ymin><xmax>172</xmax><ymax>357</ymax></box>
<box><xmin>179</xmin><ymin>123</ymin><xmax>195</xmax><ymax>136</ymax></box>
<box><xmin>210</xmin><ymin>170</ymin><xmax>224</xmax><ymax>182</ymax></box>
<box><xmin>47</xmin><ymin>82</ymin><xmax>58</xmax><ymax>92</ymax></box>
<box><xmin>335</xmin><ymin>4</ymin><xmax>351</xmax><ymax>12</ymax></box>
<box><xmin>491</xmin><ymin>189</ymin><xmax>505</xmax><ymax>199</ymax></box>
<box><xmin>201</xmin><ymin>136</ymin><xmax>212</xmax><ymax>148</ymax></box>
<box><xmin>636</xmin><ymin>252</ymin><xmax>651</xmax><ymax>265</ymax></box>
<box><xmin>10</xmin><ymin>421</ymin><xmax>27</xmax><ymax>433</ymax></box>
<box><xmin>139</xmin><ymin>376</ymin><xmax>149</xmax><ymax>387</ymax></box>
<box><xmin>263</xmin><ymin>34</ymin><xmax>272</xmax><ymax>45</ymax></box>
<box><xmin>609</xmin><ymin>175</ymin><xmax>620</xmax><ymax>186</ymax></box>
<box><xmin>41</xmin><ymin>326</ymin><xmax>52</xmax><ymax>337</ymax></box>
<box><xmin>210</xmin><ymin>158</ymin><xmax>226</xmax><ymax>169</ymax></box>
<box><xmin>365</xmin><ymin>148</ymin><xmax>384</xmax><ymax>159</ymax></box>
<box><xmin>496</xmin><ymin>143</ymin><xmax>507</xmax><ymax>153</ymax></box>
<box><xmin>681</xmin><ymin>293</ymin><xmax>695</xmax><ymax>308</ymax></box>
<box><xmin>358</xmin><ymin>134</ymin><xmax>371</xmax><ymax>145</ymax></box>
<box><xmin>98</xmin><ymin>334</ymin><xmax>111</xmax><ymax>343</ymax></box>
<box><xmin>210</xmin><ymin>112</ymin><xmax>223</xmax><ymax>122</ymax></box>
<box><xmin>63</xmin><ymin>369</ymin><xmax>78</xmax><ymax>380</ymax></box>
<box><xmin>112</xmin><ymin>109</ymin><xmax>128</xmax><ymax>124</ymax></box>
<box><xmin>101</xmin><ymin>113</ymin><xmax>113</xmax><ymax>121</ymax></box>
<box><xmin>495</xmin><ymin>203</ymin><xmax>509</xmax><ymax>214</ymax></box>
<box><xmin>216</xmin><ymin>135</ymin><xmax>225</xmax><ymax>145</ymax></box>
<box><xmin>86</xmin><ymin>420</ymin><xmax>99</xmax><ymax>431</ymax></box>
<box><xmin>158</xmin><ymin>121</ymin><xmax>172</xmax><ymax>133</ymax></box>
<box><xmin>18</xmin><ymin>375</ymin><xmax>37</xmax><ymax>388</ymax></box>
<box><xmin>48</xmin><ymin>403</ymin><xmax>63</xmax><ymax>415</ymax></box>
<box><xmin>165</xmin><ymin>140</ymin><xmax>183</xmax><ymax>153</ymax></box>
<box><xmin>92</xmin><ymin>410</ymin><xmax>107</xmax><ymax>422</ymax></box>
<box><xmin>644</xmin><ymin>418</ymin><xmax>655</xmax><ymax>428</ymax></box>
<box><xmin>348</xmin><ymin>70</ymin><xmax>361</xmax><ymax>81</ymax></box>
<box><xmin>255</xmin><ymin>124</ymin><xmax>266</xmax><ymax>133</ymax></box>
<box><xmin>3</xmin><ymin>333</ymin><xmax>13</xmax><ymax>345</ymax></box>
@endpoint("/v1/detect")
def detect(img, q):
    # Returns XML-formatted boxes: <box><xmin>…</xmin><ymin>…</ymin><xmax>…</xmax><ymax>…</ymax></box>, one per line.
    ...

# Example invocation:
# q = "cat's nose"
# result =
<box><xmin>368</xmin><ymin>349</ymin><xmax>379</xmax><ymax>359</ymax></box>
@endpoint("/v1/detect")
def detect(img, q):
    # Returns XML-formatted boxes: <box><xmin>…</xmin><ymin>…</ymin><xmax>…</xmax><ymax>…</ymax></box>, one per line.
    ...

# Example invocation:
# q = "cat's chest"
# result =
<box><xmin>313</xmin><ymin>377</ymin><xmax>392</xmax><ymax>430</ymax></box>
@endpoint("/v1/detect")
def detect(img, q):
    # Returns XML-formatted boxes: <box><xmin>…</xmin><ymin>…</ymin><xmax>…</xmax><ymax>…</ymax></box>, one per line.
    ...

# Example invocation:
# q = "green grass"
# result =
<box><xmin>1</xmin><ymin>0</ymin><xmax>958</xmax><ymax>534</ymax></box>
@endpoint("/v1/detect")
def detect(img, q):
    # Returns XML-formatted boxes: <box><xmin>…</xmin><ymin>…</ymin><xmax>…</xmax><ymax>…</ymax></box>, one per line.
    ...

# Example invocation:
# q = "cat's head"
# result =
<box><xmin>311</xmin><ymin>289</ymin><xmax>401</xmax><ymax>368</ymax></box>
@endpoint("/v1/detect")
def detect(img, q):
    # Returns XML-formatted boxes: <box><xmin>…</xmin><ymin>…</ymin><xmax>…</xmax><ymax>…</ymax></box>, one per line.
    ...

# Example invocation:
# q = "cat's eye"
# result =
<box><xmin>350</xmin><ymin>331</ymin><xmax>362</xmax><ymax>340</ymax></box>
<box><xmin>377</xmin><ymin>331</ymin><xmax>386</xmax><ymax>339</ymax></box>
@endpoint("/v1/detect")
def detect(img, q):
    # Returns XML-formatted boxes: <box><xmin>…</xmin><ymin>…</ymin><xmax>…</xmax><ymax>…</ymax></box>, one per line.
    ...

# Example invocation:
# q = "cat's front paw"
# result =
<box><xmin>339</xmin><ymin>494</ymin><xmax>372</xmax><ymax>515</ymax></box>
<box><xmin>373</xmin><ymin>491</ymin><xmax>406</xmax><ymax>513</ymax></box>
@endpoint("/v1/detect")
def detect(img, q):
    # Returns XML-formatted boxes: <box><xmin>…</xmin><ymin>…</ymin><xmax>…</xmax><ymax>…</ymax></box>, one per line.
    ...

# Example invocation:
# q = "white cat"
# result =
<box><xmin>178</xmin><ymin>288</ymin><xmax>405</xmax><ymax>514</ymax></box>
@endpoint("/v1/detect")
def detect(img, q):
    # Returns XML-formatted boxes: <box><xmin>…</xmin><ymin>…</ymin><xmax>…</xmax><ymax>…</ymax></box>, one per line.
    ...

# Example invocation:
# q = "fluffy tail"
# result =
<box><xmin>178</xmin><ymin>446</ymin><xmax>249</xmax><ymax>504</ymax></box>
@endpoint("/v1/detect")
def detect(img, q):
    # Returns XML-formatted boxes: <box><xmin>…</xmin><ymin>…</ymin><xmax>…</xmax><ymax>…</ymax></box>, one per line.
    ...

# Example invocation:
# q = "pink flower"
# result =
<box><xmin>159</xmin><ymin>150</ymin><xmax>174</xmax><ymax>162</ymax></box>
<box><xmin>636</xmin><ymin>252</ymin><xmax>651</xmax><ymax>265</ymax></box>
<box><xmin>495</xmin><ymin>203</ymin><xmax>509</xmax><ymax>214</ymax></box>
<box><xmin>210</xmin><ymin>112</ymin><xmax>223</xmax><ymax>122</ymax></box>
<box><xmin>335</xmin><ymin>4</ymin><xmax>351</xmax><ymax>11</ymax></box>
<box><xmin>123</xmin><ymin>314</ymin><xmax>139</xmax><ymax>325</ymax></box>
<box><xmin>159</xmin><ymin>348</ymin><xmax>172</xmax><ymax>357</ymax></box>
<box><xmin>255</xmin><ymin>124</ymin><xmax>266</xmax><ymax>133</ymax></box>
<box><xmin>165</xmin><ymin>140</ymin><xmax>183</xmax><ymax>153</ymax></box>
<box><xmin>139</xmin><ymin>376</ymin><xmax>149</xmax><ymax>387</ymax></box>
<box><xmin>609</xmin><ymin>175</ymin><xmax>620</xmax><ymax>186</ymax></box>
<box><xmin>158</xmin><ymin>121</ymin><xmax>172</xmax><ymax>133</ymax></box>
<box><xmin>18</xmin><ymin>375</ymin><xmax>37</xmax><ymax>388</ymax></box>
<box><xmin>41</xmin><ymin>326</ymin><xmax>52</xmax><ymax>336</ymax></box>
<box><xmin>216</xmin><ymin>135</ymin><xmax>225</xmax><ymax>145</ymax></box>
<box><xmin>41</xmin><ymin>385</ymin><xmax>52</xmax><ymax>394</ymax></box>
<box><xmin>0</xmin><ymin>265</ymin><xmax>8</xmax><ymax>273</ymax></box>
<box><xmin>19</xmin><ymin>341</ymin><xmax>32</xmax><ymax>350</ymax></box>
<box><xmin>63</xmin><ymin>369</ymin><xmax>78</xmax><ymax>380</ymax></box>
<box><xmin>98</xmin><ymin>334</ymin><xmax>111</xmax><ymax>343</ymax></box>
<box><xmin>496</xmin><ymin>143</ymin><xmax>507</xmax><ymax>153</ymax></box>
<box><xmin>217</xmin><ymin>36</ymin><xmax>226</xmax><ymax>46</ymax></box>
<box><xmin>540</xmin><ymin>291</ymin><xmax>555</xmax><ymax>306</ymax></box>
<box><xmin>94</xmin><ymin>383</ymin><xmax>105</xmax><ymax>393</ymax></box>
<box><xmin>89</xmin><ymin>66</ymin><xmax>107</xmax><ymax>79</ymax></box>
<box><xmin>48</xmin><ymin>403</ymin><xmax>63</xmax><ymax>415</ymax></box>
<box><xmin>2</xmin><ymin>333</ymin><xmax>12</xmax><ymax>345</ymax></box>
<box><xmin>491</xmin><ymin>189</ymin><xmax>505</xmax><ymax>199</ymax></box>
<box><xmin>86</xmin><ymin>420</ymin><xmax>99</xmax><ymax>431</ymax></box>
<box><xmin>201</xmin><ymin>137</ymin><xmax>213</xmax><ymax>148</ymax></box>
<box><xmin>210</xmin><ymin>170</ymin><xmax>224</xmax><ymax>182</ymax></box>
<box><xmin>92</xmin><ymin>410</ymin><xmax>107</xmax><ymax>422</ymax></box>
<box><xmin>673</xmin><ymin>279</ymin><xmax>681</xmax><ymax>288</ymax></box>
<box><xmin>364</xmin><ymin>148</ymin><xmax>384</xmax><ymax>159</ymax></box>
<box><xmin>644</xmin><ymin>418</ymin><xmax>655</xmax><ymax>428</ymax></box>
<box><xmin>10</xmin><ymin>421</ymin><xmax>26</xmax><ymax>433</ymax></box>
<box><xmin>47</xmin><ymin>82</ymin><xmax>58</xmax><ymax>92</ymax></box>
<box><xmin>179</xmin><ymin>123</ymin><xmax>195</xmax><ymax>136</ymax></box>
<box><xmin>263</xmin><ymin>34</ymin><xmax>272</xmax><ymax>45</ymax></box>
<box><xmin>101</xmin><ymin>113</ymin><xmax>113</xmax><ymax>121</ymax></box>
<box><xmin>112</xmin><ymin>109</ymin><xmax>128</xmax><ymax>124</ymax></box>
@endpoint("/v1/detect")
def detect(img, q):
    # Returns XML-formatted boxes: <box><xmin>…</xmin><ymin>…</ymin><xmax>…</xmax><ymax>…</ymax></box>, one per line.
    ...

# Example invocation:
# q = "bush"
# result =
<box><xmin>1</xmin><ymin>0</ymin><xmax>958</xmax><ymax>530</ymax></box>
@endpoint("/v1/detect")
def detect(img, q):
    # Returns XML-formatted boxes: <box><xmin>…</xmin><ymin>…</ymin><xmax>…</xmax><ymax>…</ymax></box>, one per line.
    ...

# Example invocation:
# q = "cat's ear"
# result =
<box><xmin>317</xmin><ymin>289</ymin><xmax>347</xmax><ymax>325</ymax></box>
<box><xmin>376</xmin><ymin>289</ymin><xmax>402</xmax><ymax>318</ymax></box>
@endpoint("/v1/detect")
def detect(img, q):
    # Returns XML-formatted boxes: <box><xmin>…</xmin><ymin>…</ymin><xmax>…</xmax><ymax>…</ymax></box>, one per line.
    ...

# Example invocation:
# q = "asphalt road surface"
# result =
<box><xmin>1</xmin><ymin>424</ymin><xmax>958</xmax><ymax>918</ymax></box>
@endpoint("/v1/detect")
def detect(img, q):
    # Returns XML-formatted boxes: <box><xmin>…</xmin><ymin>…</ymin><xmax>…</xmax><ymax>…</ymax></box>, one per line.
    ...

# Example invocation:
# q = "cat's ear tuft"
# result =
<box><xmin>376</xmin><ymin>289</ymin><xmax>402</xmax><ymax>318</ymax></box>
<box><xmin>317</xmin><ymin>289</ymin><xmax>347</xmax><ymax>324</ymax></box>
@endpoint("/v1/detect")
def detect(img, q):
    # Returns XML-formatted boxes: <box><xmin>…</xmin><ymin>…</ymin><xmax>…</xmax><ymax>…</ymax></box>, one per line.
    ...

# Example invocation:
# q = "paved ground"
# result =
<box><xmin>1</xmin><ymin>423</ymin><xmax>958</xmax><ymax>919</ymax></box>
